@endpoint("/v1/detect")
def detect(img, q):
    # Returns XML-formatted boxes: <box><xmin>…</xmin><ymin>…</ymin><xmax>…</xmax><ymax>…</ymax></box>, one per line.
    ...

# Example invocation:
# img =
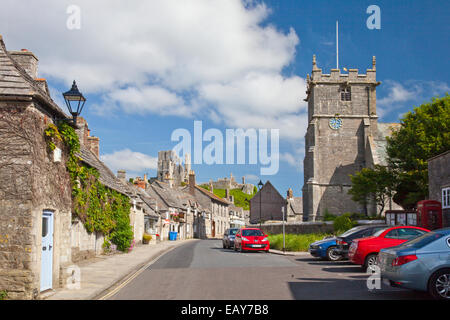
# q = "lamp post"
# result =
<box><xmin>62</xmin><ymin>80</ymin><xmax>86</xmax><ymax>125</ymax></box>
<box><xmin>258</xmin><ymin>180</ymin><xmax>263</xmax><ymax>229</ymax></box>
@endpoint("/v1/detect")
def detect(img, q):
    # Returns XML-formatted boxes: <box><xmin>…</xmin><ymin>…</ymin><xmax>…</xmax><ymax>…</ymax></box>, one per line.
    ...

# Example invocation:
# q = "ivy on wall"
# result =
<box><xmin>45</xmin><ymin>122</ymin><xmax>133</xmax><ymax>251</ymax></box>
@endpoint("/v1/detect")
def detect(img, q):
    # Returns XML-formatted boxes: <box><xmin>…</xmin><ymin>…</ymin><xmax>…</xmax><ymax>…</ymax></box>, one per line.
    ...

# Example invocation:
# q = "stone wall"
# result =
<box><xmin>428</xmin><ymin>151</ymin><xmax>450</xmax><ymax>227</ymax></box>
<box><xmin>0</xmin><ymin>104</ymin><xmax>72</xmax><ymax>299</ymax></box>
<box><xmin>250</xmin><ymin>222</ymin><xmax>335</xmax><ymax>235</ymax></box>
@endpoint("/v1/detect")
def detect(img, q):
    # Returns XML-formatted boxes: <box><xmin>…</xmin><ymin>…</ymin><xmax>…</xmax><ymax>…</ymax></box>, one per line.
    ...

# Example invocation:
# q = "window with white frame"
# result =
<box><xmin>443</xmin><ymin>187</ymin><xmax>450</xmax><ymax>209</ymax></box>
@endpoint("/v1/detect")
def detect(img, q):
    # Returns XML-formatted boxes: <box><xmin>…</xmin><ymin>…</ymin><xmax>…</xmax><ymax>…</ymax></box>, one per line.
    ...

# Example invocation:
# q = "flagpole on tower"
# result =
<box><xmin>336</xmin><ymin>20</ymin><xmax>339</xmax><ymax>70</ymax></box>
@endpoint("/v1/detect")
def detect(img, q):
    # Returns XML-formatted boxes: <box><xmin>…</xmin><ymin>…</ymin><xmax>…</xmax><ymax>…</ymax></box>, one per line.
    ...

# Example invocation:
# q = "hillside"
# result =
<box><xmin>199</xmin><ymin>185</ymin><xmax>256</xmax><ymax>210</ymax></box>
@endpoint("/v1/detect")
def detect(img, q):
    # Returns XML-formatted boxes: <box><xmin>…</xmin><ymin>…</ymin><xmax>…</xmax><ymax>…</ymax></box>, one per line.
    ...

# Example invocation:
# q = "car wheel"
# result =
<box><xmin>326</xmin><ymin>246</ymin><xmax>342</xmax><ymax>261</ymax></box>
<box><xmin>364</xmin><ymin>254</ymin><xmax>378</xmax><ymax>272</ymax></box>
<box><xmin>428</xmin><ymin>268</ymin><xmax>450</xmax><ymax>300</ymax></box>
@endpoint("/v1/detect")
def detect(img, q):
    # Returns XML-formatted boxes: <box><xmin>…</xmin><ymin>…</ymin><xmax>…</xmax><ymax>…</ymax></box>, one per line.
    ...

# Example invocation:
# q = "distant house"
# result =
<box><xmin>249</xmin><ymin>181</ymin><xmax>286</xmax><ymax>224</ymax></box>
<box><xmin>428</xmin><ymin>150</ymin><xmax>450</xmax><ymax>227</ymax></box>
<box><xmin>249</xmin><ymin>182</ymin><xmax>303</xmax><ymax>224</ymax></box>
<box><xmin>146</xmin><ymin>179</ymin><xmax>201</xmax><ymax>241</ymax></box>
<box><xmin>182</xmin><ymin>171</ymin><xmax>231</xmax><ymax>238</ymax></box>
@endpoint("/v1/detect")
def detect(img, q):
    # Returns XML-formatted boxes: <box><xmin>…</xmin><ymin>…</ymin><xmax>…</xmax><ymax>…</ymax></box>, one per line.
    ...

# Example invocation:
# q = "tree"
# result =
<box><xmin>348</xmin><ymin>165</ymin><xmax>397</xmax><ymax>216</ymax></box>
<box><xmin>386</xmin><ymin>95</ymin><xmax>450</xmax><ymax>208</ymax></box>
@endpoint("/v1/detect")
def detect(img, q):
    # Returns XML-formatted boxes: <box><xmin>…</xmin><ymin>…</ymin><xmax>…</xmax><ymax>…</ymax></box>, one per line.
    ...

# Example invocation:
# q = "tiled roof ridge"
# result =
<box><xmin>195</xmin><ymin>185</ymin><xmax>231</xmax><ymax>205</ymax></box>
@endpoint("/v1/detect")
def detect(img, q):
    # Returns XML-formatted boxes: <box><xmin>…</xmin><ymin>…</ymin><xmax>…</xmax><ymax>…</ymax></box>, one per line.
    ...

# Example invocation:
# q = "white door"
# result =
<box><xmin>40</xmin><ymin>211</ymin><xmax>54</xmax><ymax>291</ymax></box>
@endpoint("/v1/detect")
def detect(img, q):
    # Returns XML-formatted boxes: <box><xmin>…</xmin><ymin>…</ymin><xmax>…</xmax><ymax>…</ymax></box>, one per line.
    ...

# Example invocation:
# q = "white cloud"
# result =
<box><xmin>378</xmin><ymin>80</ymin><xmax>449</xmax><ymax>117</ymax></box>
<box><xmin>0</xmin><ymin>0</ymin><xmax>306</xmax><ymax>140</ymax></box>
<box><xmin>100</xmin><ymin>149</ymin><xmax>158</xmax><ymax>174</ymax></box>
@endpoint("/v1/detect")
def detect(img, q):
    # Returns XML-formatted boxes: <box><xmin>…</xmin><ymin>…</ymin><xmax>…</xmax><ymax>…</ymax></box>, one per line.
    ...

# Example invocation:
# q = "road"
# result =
<box><xmin>109</xmin><ymin>239</ymin><xmax>430</xmax><ymax>300</ymax></box>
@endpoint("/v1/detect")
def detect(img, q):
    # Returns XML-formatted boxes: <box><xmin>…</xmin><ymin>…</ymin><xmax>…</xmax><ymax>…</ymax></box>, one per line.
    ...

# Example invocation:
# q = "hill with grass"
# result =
<box><xmin>199</xmin><ymin>185</ymin><xmax>256</xmax><ymax>210</ymax></box>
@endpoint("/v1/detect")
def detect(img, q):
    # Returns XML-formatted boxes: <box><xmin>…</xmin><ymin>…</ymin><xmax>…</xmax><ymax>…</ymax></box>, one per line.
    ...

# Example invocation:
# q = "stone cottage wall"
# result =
<box><xmin>0</xmin><ymin>104</ymin><xmax>72</xmax><ymax>299</ymax></box>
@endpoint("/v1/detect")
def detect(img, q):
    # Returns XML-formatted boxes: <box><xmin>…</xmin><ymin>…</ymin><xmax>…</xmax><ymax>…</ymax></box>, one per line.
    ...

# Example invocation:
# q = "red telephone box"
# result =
<box><xmin>417</xmin><ymin>200</ymin><xmax>442</xmax><ymax>230</ymax></box>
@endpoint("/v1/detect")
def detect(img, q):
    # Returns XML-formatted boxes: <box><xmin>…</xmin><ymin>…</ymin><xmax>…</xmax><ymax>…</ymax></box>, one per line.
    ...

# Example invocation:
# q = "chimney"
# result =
<box><xmin>242</xmin><ymin>176</ymin><xmax>245</xmax><ymax>184</ymax></box>
<box><xmin>209</xmin><ymin>181</ymin><xmax>214</xmax><ymax>193</ymax></box>
<box><xmin>225</xmin><ymin>188</ymin><xmax>230</xmax><ymax>200</ymax></box>
<box><xmin>135</xmin><ymin>178</ymin><xmax>146</xmax><ymax>190</ymax></box>
<box><xmin>75</xmin><ymin>117</ymin><xmax>89</xmax><ymax>147</ymax></box>
<box><xmin>287</xmin><ymin>188</ymin><xmax>293</xmax><ymax>200</ymax></box>
<box><xmin>87</xmin><ymin>136</ymin><xmax>100</xmax><ymax>158</ymax></box>
<box><xmin>143</xmin><ymin>174</ymin><xmax>148</xmax><ymax>189</ymax></box>
<box><xmin>189</xmin><ymin>170</ymin><xmax>196</xmax><ymax>196</ymax></box>
<box><xmin>117</xmin><ymin>170</ymin><xmax>127</xmax><ymax>182</ymax></box>
<box><xmin>8</xmin><ymin>49</ymin><xmax>38</xmax><ymax>79</ymax></box>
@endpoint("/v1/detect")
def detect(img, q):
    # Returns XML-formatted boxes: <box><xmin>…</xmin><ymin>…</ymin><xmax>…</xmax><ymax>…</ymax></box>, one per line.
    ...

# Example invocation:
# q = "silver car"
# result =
<box><xmin>379</xmin><ymin>227</ymin><xmax>450</xmax><ymax>300</ymax></box>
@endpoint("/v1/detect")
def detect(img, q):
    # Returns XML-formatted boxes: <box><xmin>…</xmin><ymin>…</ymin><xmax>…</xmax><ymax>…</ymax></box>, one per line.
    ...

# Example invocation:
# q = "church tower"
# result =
<box><xmin>302</xmin><ymin>55</ymin><xmax>380</xmax><ymax>221</ymax></box>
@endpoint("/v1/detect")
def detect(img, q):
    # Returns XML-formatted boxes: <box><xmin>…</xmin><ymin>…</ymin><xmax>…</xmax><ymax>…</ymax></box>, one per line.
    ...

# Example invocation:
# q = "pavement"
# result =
<box><xmin>43</xmin><ymin>238</ymin><xmax>199</xmax><ymax>300</ymax></box>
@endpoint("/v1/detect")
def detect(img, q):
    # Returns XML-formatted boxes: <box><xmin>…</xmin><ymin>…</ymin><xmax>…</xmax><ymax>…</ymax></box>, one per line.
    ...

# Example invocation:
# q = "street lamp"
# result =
<box><xmin>258</xmin><ymin>180</ymin><xmax>263</xmax><ymax>229</ymax></box>
<box><xmin>62</xmin><ymin>80</ymin><xmax>86</xmax><ymax>125</ymax></box>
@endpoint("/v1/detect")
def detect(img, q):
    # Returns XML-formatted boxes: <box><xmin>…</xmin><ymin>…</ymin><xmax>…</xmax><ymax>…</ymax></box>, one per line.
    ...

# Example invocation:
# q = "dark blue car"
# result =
<box><xmin>309</xmin><ymin>237</ymin><xmax>341</xmax><ymax>261</ymax></box>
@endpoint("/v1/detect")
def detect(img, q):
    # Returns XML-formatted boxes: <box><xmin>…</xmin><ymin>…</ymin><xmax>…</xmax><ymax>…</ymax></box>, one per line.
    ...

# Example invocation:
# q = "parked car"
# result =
<box><xmin>308</xmin><ymin>237</ymin><xmax>341</xmax><ymax>261</ymax></box>
<box><xmin>223</xmin><ymin>228</ymin><xmax>239</xmax><ymax>249</ymax></box>
<box><xmin>348</xmin><ymin>225</ymin><xmax>430</xmax><ymax>271</ymax></box>
<box><xmin>335</xmin><ymin>224</ymin><xmax>388</xmax><ymax>259</ymax></box>
<box><xmin>379</xmin><ymin>227</ymin><xmax>450</xmax><ymax>300</ymax></box>
<box><xmin>234</xmin><ymin>228</ymin><xmax>270</xmax><ymax>252</ymax></box>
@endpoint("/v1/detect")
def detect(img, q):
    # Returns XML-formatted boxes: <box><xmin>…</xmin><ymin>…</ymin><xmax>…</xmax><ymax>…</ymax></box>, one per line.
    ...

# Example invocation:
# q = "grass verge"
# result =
<box><xmin>267</xmin><ymin>233</ymin><xmax>333</xmax><ymax>252</ymax></box>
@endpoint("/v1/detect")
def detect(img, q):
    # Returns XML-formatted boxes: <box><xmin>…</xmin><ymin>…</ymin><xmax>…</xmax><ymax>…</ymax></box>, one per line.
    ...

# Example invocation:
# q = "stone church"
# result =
<box><xmin>302</xmin><ymin>55</ymin><xmax>401</xmax><ymax>221</ymax></box>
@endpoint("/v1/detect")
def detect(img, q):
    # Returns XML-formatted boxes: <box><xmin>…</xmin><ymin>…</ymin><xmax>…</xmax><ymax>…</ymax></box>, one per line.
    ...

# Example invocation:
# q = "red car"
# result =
<box><xmin>348</xmin><ymin>225</ymin><xmax>430</xmax><ymax>271</ymax></box>
<box><xmin>234</xmin><ymin>228</ymin><xmax>270</xmax><ymax>252</ymax></box>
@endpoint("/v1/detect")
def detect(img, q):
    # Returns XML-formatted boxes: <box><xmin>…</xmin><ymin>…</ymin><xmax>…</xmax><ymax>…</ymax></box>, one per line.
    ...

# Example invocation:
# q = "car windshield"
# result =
<box><xmin>229</xmin><ymin>229</ymin><xmax>238</xmax><ymax>235</ymax></box>
<box><xmin>339</xmin><ymin>227</ymin><xmax>362</xmax><ymax>237</ymax></box>
<box><xmin>401</xmin><ymin>232</ymin><xmax>444</xmax><ymax>248</ymax></box>
<box><xmin>242</xmin><ymin>229</ymin><xmax>264</xmax><ymax>236</ymax></box>
<box><xmin>372</xmin><ymin>227</ymin><xmax>390</xmax><ymax>237</ymax></box>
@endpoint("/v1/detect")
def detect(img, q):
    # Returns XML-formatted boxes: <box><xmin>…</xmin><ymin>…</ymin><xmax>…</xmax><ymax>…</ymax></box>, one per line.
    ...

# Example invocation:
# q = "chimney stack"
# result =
<box><xmin>8</xmin><ymin>49</ymin><xmax>38</xmax><ymax>79</ymax></box>
<box><xmin>117</xmin><ymin>170</ymin><xmax>127</xmax><ymax>182</ymax></box>
<box><xmin>189</xmin><ymin>170</ymin><xmax>196</xmax><ymax>195</ymax></box>
<box><xmin>287</xmin><ymin>188</ymin><xmax>293</xmax><ymax>200</ymax></box>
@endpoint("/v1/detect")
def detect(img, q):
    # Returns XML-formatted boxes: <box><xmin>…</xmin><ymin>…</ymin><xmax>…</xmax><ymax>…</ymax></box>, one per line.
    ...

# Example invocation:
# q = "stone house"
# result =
<box><xmin>286</xmin><ymin>188</ymin><xmax>303</xmax><ymax>222</ymax></box>
<box><xmin>0</xmin><ymin>36</ymin><xmax>143</xmax><ymax>299</ymax></box>
<box><xmin>428</xmin><ymin>150</ymin><xmax>450</xmax><ymax>227</ymax></box>
<box><xmin>0</xmin><ymin>36</ymin><xmax>74</xmax><ymax>299</ymax></box>
<box><xmin>249</xmin><ymin>181</ymin><xmax>287</xmax><ymax>224</ymax></box>
<box><xmin>146</xmin><ymin>179</ymin><xmax>201</xmax><ymax>241</ymax></box>
<box><xmin>183</xmin><ymin>171</ymin><xmax>231</xmax><ymax>238</ymax></box>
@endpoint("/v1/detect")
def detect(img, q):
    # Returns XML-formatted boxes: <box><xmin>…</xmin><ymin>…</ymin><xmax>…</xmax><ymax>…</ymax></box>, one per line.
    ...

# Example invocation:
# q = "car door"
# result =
<box><xmin>381</xmin><ymin>228</ymin><xmax>405</xmax><ymax>249</ymax></box>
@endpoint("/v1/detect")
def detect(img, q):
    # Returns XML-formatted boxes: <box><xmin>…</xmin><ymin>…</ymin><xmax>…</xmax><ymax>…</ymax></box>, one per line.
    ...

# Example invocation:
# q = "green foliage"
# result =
<box><xmin>323</xmin><ymin>208</ymin><xmax>336</xmax><ymax>221</ymax></box>
<box><xmin>267</xmin><ymin>233</ymin><xmax>333</xmax><ymax>252</ymax></box>
<box><xmin>0</xmin><ymin>290</ymin><xmax>7</xmax><ymax>300</ymax></box>
<box><xmin>45</xmin><ymin>123</ymin><xmax>133</xmax><ymax>252</ymax></box>
<box><xmin>333</xmin><ymin>213</ymin><xmax>357</xmax><ymax>233</ymax></box>
<box><xmin>386</xmin><ymin>95</ymin><xmax>450</xmax><ymax>208</ymax></box>
<box><xmin>348</xmin><ymin>165</ymin><xmax>397</xmax><ymax>215</ymax></box>
<box><xmin>198</xmin><ymin>185</ymin><xmax>256</xmax><ymax>210</ymax></box>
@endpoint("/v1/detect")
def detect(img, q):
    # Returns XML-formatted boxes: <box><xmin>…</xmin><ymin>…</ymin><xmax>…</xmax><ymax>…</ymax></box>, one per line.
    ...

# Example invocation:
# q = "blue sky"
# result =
<box><xmin>1</xmin><ymin>0</ymin><xmax>449</xmax><ymax>197</ymax></box>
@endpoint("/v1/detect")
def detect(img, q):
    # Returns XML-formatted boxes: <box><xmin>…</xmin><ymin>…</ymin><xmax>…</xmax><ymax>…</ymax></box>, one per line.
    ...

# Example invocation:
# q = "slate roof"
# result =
<box><xmin>288</xmin><ymin>197</ymin><xmax>303</xmax><ymax>214</ymax></box>
<box><xmin>147</xmin><ymin>180</ymin><xmax>203</xmax><ymax>212</ymax></box>
<box><xmin>0</xmin><ymin>35</ymin><xmax>67</xmax><ymax>119</ymax></box>
<box><xmin>76</xmin><ymin>146</ymin><xmax>132</xmax><ymax>196</ymax></box>
<box><xmin>373</xmin><ymin>122</ymin><xmax>401</xmax><ymax>166</ymax></box>
<box><xmin>194</xmin><ymin>185</ymin><xmax>231</xmax><ymax>205</ymax></box>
